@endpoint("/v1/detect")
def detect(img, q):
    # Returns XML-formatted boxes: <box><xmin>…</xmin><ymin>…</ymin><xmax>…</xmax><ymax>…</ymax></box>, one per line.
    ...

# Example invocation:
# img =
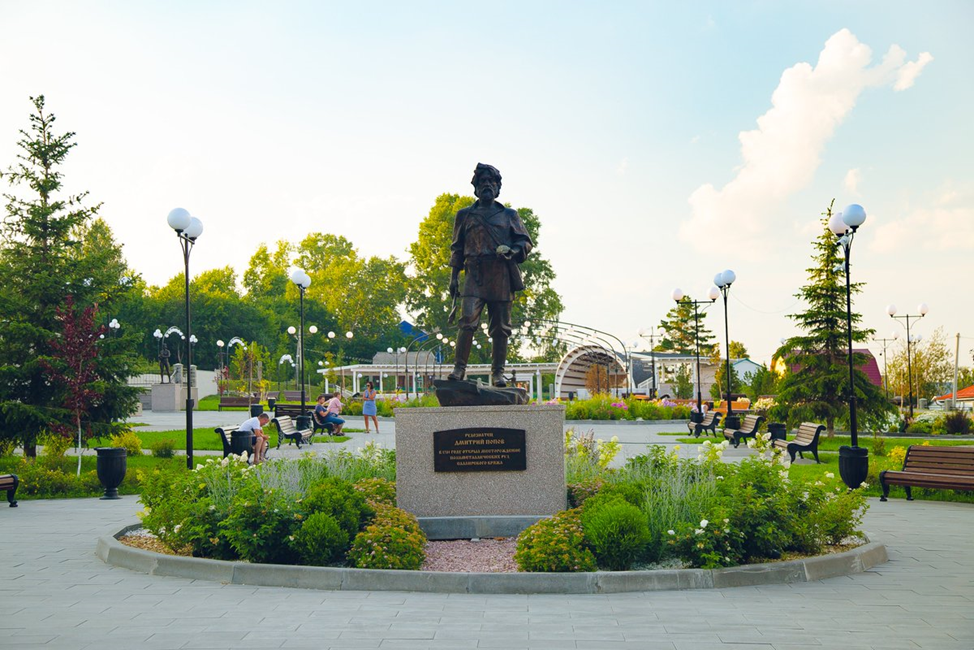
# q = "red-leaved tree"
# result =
<box><xmin>43</xmin><ymin>295</ymin><xmax>105</xmax><ymax>475</ymax></box>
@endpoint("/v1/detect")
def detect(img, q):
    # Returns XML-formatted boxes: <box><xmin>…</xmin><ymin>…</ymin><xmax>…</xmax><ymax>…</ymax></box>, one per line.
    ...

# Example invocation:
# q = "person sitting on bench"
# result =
<box><xmin>238</xmin><ymin>412</ymin><xmax>270</xmax><ymax>463</ymax></box>
<box><xmin>315</xmin><ymin>393</ymin><xmax>345</xmax><ymax>435</ymax></box>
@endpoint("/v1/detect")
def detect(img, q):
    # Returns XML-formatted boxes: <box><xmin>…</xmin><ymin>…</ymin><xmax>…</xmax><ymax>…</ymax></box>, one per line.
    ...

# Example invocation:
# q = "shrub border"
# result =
<box><xmin>97</xmin><ymin>523</ymin><xmax>887</xmax><ymax>594</ymax></box>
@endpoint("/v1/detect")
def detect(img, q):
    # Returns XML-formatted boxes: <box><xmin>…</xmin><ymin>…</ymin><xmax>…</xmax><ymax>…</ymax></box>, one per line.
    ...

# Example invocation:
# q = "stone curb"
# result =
<box><xmin>97</xmin><ymin>526</ymin><xmax>887</xmax><ymax>594</ymax></box>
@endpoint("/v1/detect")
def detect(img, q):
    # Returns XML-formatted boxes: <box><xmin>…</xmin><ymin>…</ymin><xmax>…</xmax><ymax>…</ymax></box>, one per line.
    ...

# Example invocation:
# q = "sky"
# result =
<box><xmin>1</xmin><ymin>0</ymin><xmax>972</xmax><ymax>366</ymax></box>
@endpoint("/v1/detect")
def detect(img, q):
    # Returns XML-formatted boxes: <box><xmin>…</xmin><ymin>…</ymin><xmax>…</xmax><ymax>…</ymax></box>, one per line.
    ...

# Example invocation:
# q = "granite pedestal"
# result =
<box><xmin>395</xmin><ymin>404</ymin><xmax>566</xmax><ymax>518</ymax></box>
<box><xmin>150</xmin><ymin>383</ymin><xmax>198</xmax><ymax>412</ymax></box>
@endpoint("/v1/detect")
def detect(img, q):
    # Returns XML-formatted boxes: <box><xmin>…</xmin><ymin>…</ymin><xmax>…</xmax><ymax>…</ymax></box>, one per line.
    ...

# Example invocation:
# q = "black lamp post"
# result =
<box><xmin>887</xmin><ymin>303</ymin><xmax>928</xmax><ymax>420</ymax></box>
<box><xmin>713</xmin><ymin>270</ymin><xmax>738</xmax><ymax>429</ymax></box>
<box><xmin>289</xmin><ymin>269</ymin><xmax>312</xmax><ymax>429</ymax></box>
<box><xmin>638</xmin><ymin>327</ymin><xmax>661</xmax><ymax>399</ymax></box>
<box><xmin>830</xmin><ymin>203</ymin><xmax>868</xmax><ymax>490</ymax></box>
<box><xmin>167</xmin><ymin>208</ymin><xmax>203</xmax><ymax>469</ymax></box>
<box><xmin>671</xmin><ymin>288</ymin><xmax>718</xmax><ymax>421</ymax></box>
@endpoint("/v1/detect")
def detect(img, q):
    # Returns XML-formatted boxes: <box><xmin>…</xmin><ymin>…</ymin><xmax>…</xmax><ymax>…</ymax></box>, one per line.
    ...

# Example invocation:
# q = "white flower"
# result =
<box><xmin>860</xmin><ymin>481</ymin><xmax>869</xmax><ymax>489</ymax></box>
<box><xmin>667</xmin><ymin>529</ymin><xmax>675</xmax><ymax>536</ymax></box>
<box><xmin>716</xmin><ymin>475</ymin><xmax>725</xmax><ymax>481</ymax></box>
<box><xmin>208</xmin><ymin>504</ymin><xmax>216</xmax><ymax>511</ymax></box>
<box><xmin>694</xmin><ymin>528</ymin><xmax>704</xmax><ymax>535</ymax></box>
<box><xmin>825</xmin><ymin>472</ymin><xmax>835</xmax><ymax>479</ymax></box>
<box><xmin>723</xmin><ymin>518</ymin><xmax>729</xmax><ymax>524</ymax></box>
<box><xmin>173</xmin><ymin>524</ymin><xmax>181</xmax><ymax>532</ymax></box>
<box><xmin>700</xmin><ymin>519</ymin><xmax>709</xmax><ymax>528</ymax></box>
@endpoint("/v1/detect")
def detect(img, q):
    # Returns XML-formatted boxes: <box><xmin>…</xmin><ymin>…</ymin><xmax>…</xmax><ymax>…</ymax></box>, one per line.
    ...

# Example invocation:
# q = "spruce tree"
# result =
<box><xmin>771</xmin><ymin>201</ymin><xmax>893</xmax><ymax>436</ymax></box>
<box><xmin>0</xmin><ymin>96</ymin><xmax>140</xmax><ymax>456</ymax></box>
<box><xmin>657</xmin><ymin>299</ymin><xmax>717</xmax><ymax>355</ymax></box>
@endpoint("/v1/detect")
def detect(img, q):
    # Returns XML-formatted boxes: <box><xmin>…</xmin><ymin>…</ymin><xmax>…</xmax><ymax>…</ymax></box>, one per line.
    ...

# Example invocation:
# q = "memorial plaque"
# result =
<box><xmin>433</xmin><ymin>427</ymin><xmax>526</xmax><ymax>472</ymax></box>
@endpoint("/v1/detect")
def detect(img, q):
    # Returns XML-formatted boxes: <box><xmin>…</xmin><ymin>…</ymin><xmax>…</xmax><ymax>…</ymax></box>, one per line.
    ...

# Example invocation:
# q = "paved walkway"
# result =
<box><xmin>1</xmin><ymin>496</ymin><xmax>972</xmax><ymax>649</ymax></box>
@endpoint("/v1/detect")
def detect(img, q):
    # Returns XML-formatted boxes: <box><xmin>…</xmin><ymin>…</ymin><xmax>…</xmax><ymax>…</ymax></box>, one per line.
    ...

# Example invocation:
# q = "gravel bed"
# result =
<box><xmin>421</xmin><ymin>538</ymin><xmax>518</xmax><ymax>573</ymax></box>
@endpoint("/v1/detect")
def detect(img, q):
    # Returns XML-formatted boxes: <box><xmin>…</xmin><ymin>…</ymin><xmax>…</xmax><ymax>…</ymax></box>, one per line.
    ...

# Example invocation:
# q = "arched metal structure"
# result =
<box><xmin>554</xmin><ymin>344</ymin><xmax>628</xmax><ymax>400</ymax></box>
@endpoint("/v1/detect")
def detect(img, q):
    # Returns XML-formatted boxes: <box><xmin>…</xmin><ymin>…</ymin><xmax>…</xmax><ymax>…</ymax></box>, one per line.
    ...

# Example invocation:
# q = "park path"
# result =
<box><xmin>1</xmin><ymin>496</ymin><xmax>972</xmax><ymax>650</ymax></box>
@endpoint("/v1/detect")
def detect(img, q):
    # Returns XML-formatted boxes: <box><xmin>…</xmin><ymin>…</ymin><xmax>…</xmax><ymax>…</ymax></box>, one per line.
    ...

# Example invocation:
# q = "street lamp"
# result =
<box><xmin>672</xmin><ymin>288</ymin><xmax>717</xmax><ymax>418</ymax></box>
<box><xmin>167</xmin><ymin>207</ymin><xmax>203</xmax><ymax>469</ymax></box>
<box><xmin>874</xmin><ymin>334</ymin><xmax>898</xmax><ymax>402</ymax></box>
<box><xmin>289</xmin><ymin>268</ymin><xmax>312</xmax><ymax>428</ymax></box>
<box><xmin>714</xmin><ymin>270</ymin><xmax>737</xmax><ymax>428</ymax></box>
<box><xmin>638</xmin><ymin>327</ymin><xmax>662</xmax><ymax>399</ymax></box>
<box><xmin>279</xmin><ymin>354</ymin><xmax>295</xmax><ymax>390</ymax></box>
<box><xmin>887</xmin><ymin>302</ymin><xmax>928</xmax><ymax>420</ymax></box>
<box><xmin>830</xmin><ymin>203</ymin><xmax>868</xmax><ymax>489</ymax></box>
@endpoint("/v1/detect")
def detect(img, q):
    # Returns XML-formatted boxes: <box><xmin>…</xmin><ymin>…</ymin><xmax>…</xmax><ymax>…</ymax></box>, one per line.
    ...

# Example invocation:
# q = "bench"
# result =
<box><xmin>272</xmin><ymin>415</ymin><xmax>313</xmax><ymax>449</ymax></box>
<box><xmin>280</xmin><ymin>390</ymin><xmax>304</xmax><ymax>402</ymax></box>
<box><xmin>723</xmin><ymin>414</ymin><xmax>765</xmax><ymax>448</ymax></box>
<box><xmin>772</xmin><ymin>422</ymin><xmax>824</xmax><ymax>463</ymax></box>
<box><xmin>688</xmin><ymin>412</ymin><xmax>722</xmax><ymax>438</ymax></box>
<box><xmin>0</xmin><ymin>474</ymin><xmax>18</xmax><ymax>507</ymax></box>
<box><xmin>880</xmin><ymin>446</ymin><xmax>974</xmax><ymax>501</ymax></box>
<box><xmin>218</xmin><ymin>396</ymin><xmax>253</xmax><ymax>411</ymax></box>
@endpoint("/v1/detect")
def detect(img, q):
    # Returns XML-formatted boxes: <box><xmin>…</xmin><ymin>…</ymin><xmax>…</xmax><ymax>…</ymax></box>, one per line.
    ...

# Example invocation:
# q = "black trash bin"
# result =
<box><xmin>231</xmin><ymin>430</ymin><xmax>255</xmax><ymax>457</ymax></box>
<box><xmin>95</xmin><ymin>447</ymin><xmax>127</xmax><ymax>500</ymax></box>
<box><xmin>249</xmin><ymin>403</ymin><xmax>263</xmax><ymax>417</ymax></box>
<box><xmin>267</xmin><ymin>397</ymin><xmax>277</xmax><ymax>411</ymax></box>
<box><xmin>768</xmin><ymin>422</ymin><xmax>787</xmax><ymax>442</ymax></box>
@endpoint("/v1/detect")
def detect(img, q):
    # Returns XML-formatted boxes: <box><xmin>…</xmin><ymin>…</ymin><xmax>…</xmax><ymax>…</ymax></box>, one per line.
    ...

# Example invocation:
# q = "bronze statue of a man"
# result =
<box><xmin>447</xmin><ymin>163</ymin><xmax>533</xmax><ymax>386</ymax></box>
<box><xmin>158</xmin><ymin>343</ymin><xmax>172</xmax><ymax>383</ymax></box>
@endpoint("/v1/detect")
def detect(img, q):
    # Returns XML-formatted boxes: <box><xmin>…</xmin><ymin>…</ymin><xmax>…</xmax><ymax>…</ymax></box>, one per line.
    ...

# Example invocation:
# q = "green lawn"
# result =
<box><xmin>104</xmin><ymin>428</ymin><xmax>351</xmax><ymax>452</ymax></box>
<box><xmin>676</xmin><ymin>434</ymin><xmax>974</xmax><ymax>449</ymax></box>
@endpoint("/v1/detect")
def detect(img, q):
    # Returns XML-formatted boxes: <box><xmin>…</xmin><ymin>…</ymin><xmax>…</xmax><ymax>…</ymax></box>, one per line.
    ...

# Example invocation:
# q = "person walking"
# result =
<box><xmin>361</xmin><ymin>381</ymin><xmax>379</xmax><ymax>433</ymax></box>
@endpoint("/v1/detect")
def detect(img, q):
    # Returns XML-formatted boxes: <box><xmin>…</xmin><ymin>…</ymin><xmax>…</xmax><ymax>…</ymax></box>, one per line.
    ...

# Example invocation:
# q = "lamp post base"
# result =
<box><xmin>838</xmin><ymin>445</ymin><xmax>869</xmax><ymax>490</ymax></box>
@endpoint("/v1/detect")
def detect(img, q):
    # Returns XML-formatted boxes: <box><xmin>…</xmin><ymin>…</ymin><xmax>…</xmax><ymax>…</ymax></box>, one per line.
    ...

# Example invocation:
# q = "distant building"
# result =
<box><xmin>772</xmin><ymin>349</ymin><xmax>883</xmax><ymax>387</ymax></box>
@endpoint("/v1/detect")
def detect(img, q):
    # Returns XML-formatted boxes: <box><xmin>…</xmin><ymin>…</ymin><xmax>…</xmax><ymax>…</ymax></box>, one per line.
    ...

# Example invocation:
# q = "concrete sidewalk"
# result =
<box><xmin>1</xmin><ymin>496</ymin><xmax>972</xmax><ymax>650</ymax></box>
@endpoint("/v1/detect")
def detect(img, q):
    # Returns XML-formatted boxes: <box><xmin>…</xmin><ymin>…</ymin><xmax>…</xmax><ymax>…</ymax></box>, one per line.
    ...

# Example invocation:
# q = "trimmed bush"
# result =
<box><xmin>581</xmin><ymin>499</ymin><xmax>650</xmax><ymax>570</ymax></box>
<box><xmin>150</xmin><ymin>438</ymin><xmax>177</xmax><ymax>458</ymax></box>
<box><xmin>219</xmin><ymin>482</ymin><xmax>301</xmax><ymax>564</ymax></box>
<box><xmin>292</xmin><ymin>512</ymin><xmax>349</xmax><ymax>566</ymax></box>
<box><xmin>348</xmin><ymin>503</ymin><xmax>426</xmax><ymax>570</ymax></box>
<box><xmin>109</xmin><ymin>429</ymin><xmax>143</xmax><ymax>456</ymax></box>
<box><xmin>514</xmin><ymin>509</ymin><xmax>597</xmax><ymax>573</ymax></box>
<box><xmin>353</xmin><ymin>477</ymin><xmax>397</xmax><ymax>506</ymax></box>
<box><xmin>301</xmin><ymin>477</ymin><xmax>374</xmax><ymax>540</ymax></box>
<box><xmin>942</xmin><ymin>411</ymin><xmax>972</xmax><ymax>435</ymax></box>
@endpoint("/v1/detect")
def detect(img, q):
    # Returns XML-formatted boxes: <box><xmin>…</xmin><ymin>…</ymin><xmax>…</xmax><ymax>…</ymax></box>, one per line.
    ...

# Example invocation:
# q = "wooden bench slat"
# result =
<box><xmin>880</xmin><ymin>445</ymin><xmax>974</xmax><ymax>501</ymax></box>
<box><xmin>771</xmin><ymin>422</ymin><xmax>824</xmax><ymax>463</ymax></box>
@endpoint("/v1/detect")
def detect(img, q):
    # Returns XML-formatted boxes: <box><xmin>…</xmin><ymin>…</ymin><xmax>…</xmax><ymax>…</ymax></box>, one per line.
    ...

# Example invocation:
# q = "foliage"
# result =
<box><xmin>942</xmin><ymin>410</ymin><xmax>972</xmax><ymax>435</ymax></box>
<box><xmin>884</xmin><ymin>326</ymin><xmax>953</xmax><ymax>401</ymax></box>
<box><xmin>150</xmin><ymin>438</ymin><xmax>177</xmax><ymax>459</ymax></box>
<box><xmin>352</xmin><ymin>477</ymin><xmax>397</xmax><ymax>506</ymax></box>
<box><xmin>672</xmin><ymin>363</ymin><xmax>694</xmax><ymax>399</ymax></box>
<box><xmin>291</xmin><ymin>512</ymin><xmax>348</xmax><ymax>566</ymax></box>
<box><xmin>347</xmin><ymin>503</ymin><xmax>426</xmax><ymax>570</ymax></box>
<box><xmin>0</xmin><ymin>96</ymin><xmax>141</xmax><ymax>456</ymax></box>
<box><xmin>772</xmin><ymin>201</ymin><xmax>893</xmax><ymax>435</ymax></box>
<box><xmin>301</xmin><ymin>477</ymin><xmax>374</xmax><ymax>541</ymax></box>
<box><xmin>567</xmin><ymin>478</ymin><xmax>605</xmax><ymax>508</ymax></box>
<box><xmin>109</xmin><ymin>430</ymin><xmax>143</xmax><ymax>456</ymax></box>
<box><xmin>657</xmin><ymin>299</ymin><xmax>716</xmax><ymax>355</ymax></box>
<box><xmin>580</xmin><ymin>495</ymin><xmax>651</xmax><ymax>570</ymax></box>
<box><xmin>12</xmin><ymin>458</ymin><xmax>103</xmax><ymax>497</ymax></box>
<box><xmin>745</xmin><ymin>364</ymin><xmax>779</xmax><ymax>401</ymax></box>
<box><xmin>514</xmin><ymin>509</ymin><xmax>597</xmax><ymax>572</ymax></box>
<box><xmin>564</xmin><ymin>428</ymin><xmax>621</xmax><ymax>482</ymax></box>
<box><xmin>584</xmin><ymin>366</ymin><xmax>626</xmax><ymax>395</ymax></box>
<box><xmin>220</xmin><ymin>481</ymin><xmax>302</xmax><ymax>564</ymax></box>
<box><xmin>563</xmin><ymin>395</ymin><xmax>691</xmax><ymax>422</ymax></box>
<box><xmin>710</xmin><ymin>359</ymin><xmax>744</xmax><ymax>400</ymax></box>
<box><xmin>38</xmin><ymin>432</ymin><xmax>73</xmax><ymax>460</ymax></box>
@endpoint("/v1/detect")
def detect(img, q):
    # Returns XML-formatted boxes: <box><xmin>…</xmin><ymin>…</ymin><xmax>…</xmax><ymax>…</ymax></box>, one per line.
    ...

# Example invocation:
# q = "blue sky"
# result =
<box><xmin>1</xmin><ymin>1</ymin><xmax>971</xmax><ymax>365</ymax></box>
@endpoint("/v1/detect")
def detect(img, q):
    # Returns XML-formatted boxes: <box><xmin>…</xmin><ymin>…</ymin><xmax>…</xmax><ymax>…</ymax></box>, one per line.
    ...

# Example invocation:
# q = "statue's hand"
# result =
<box><xmin>449</xmin><ymin>278</ymin><xmax>459</xmax><ymax>298</ymax></box>
<box><xmin>496</xmin><ymin>244</ymin><xmax>512</xmax><ymax>258</ymax></box>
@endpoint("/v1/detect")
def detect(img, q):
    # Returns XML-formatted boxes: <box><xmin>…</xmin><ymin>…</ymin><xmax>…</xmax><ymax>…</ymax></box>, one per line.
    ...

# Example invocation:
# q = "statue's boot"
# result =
<box><xmin>491</xmin><ymin>336</ymin><xmax>509</xmax><ymax>387</ymax></box>
<box><xmin>447</xmin><ymin>330</ymin><xmax>474</xmax><ymax>381</ymax></box>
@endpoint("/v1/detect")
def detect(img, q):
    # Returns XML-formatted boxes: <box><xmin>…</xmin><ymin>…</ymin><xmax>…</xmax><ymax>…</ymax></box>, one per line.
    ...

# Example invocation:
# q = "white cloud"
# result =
<box><xmin>844</xmin><ymin>168</ymin><xmax>862</xmax><ymax>194</ymax></box>
<box><xmin>680</xmin><ymin>29</ymin><xmax>931</xmax><ymax>248</ymax></box>
<box><xmin>617</xmin><ymin>157</ymin><xmax>629</xmax><ymax>175</ymax></box>
<box><xmin>871</xmin><ymin>204</ymin><xmax>974</xmax><ymax>253</ymax></box>
<box><xmin>690</xmin><ymin>134</ymin><xmax>701</xmax><ymax>145</ymax></box>
<box><xmin>895</xmin><ymin>51</ymin><xmax>934</xmax><ymax>90</ymax></box>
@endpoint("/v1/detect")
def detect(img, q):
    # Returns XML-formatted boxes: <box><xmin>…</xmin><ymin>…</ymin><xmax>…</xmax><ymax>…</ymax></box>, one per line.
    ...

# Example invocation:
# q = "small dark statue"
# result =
<box><xmin>447</xmin><ymin>163</ymin><xmax>533</xmax><ymax>387</ymax></box>
<box><xmin>158</xmin><ymin>343</ymin><xmax>172</xmax><ymax>383</ymax></box>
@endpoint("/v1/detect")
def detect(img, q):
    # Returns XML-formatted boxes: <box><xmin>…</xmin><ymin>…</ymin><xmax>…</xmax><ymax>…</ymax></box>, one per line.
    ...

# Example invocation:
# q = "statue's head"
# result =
<box><xmin>471</xmin><ymin>163</ymin><xmax>501</xmax><ymax>202</ymax></box>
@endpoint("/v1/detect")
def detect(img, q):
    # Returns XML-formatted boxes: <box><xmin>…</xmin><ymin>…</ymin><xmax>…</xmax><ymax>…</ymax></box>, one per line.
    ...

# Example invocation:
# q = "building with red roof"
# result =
<box><xmin>773</xmin><ymin>349</ymin><xmax>883</xmax><ymax>387</ymax></box>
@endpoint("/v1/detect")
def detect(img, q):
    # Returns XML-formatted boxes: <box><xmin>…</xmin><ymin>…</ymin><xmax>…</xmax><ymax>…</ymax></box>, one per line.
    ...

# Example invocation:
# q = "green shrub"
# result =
<box><xmin>567</xmin><ymin>478</ymin><xmax>605</xmax><ymax>508</ymax></box>
<box><xmin>14</xmin><ymin>459</ymin><xmax>102</xmax><ymax>497</ymax></box>
<box><xmin>581</xmin><ymin>499</ymin><xmax>650</xmax><ymax>570</ymax></box>
<box><xmin>110</xmin><ymin>430</ymin><xmax>143</xmax><ymax>456</ymax></box>
<box><xmin>39</xmin><ymin>432</ymin><xmax>73</xmax><ymax>459</ymax></box>
<box><xmin>353</xmin><ymin>477</ymin><xmax>396</xmax><ymax>506</ymax></box>
<box><xmin>347</xmin><ymin>503</ymin><xmax>426</xmax><ymax>570</ymax></box>
<box><xmin>219</xmin><ymin>482</ymin><xmax>301</xmax><ymax>564</ymax></box>
<box><xmin>906</xmin><ymin>420</ymin><xmax>933</xmax><ymax>434</ymax></box>
<box><xmin>942</xmin><ymin>411</ymin><xmax>972</xmax><ymax>435</ymax></box>
<box><xmin>292</xmin><ymin>512</ymin><xmax>348</xmax><ymax>566</ymax></box>
<box><xmin>301</xmin><ymin>477</ymin><xmax>374</xmax><ymax>540</ymax></box>
<box><xmin>0</xmin><ymin>438</ymin><xmax>14</xmax><ymax>457</ymax></box>
<box><xmin>869</xmin><ymin>434</ymin><xmax>886</xmax><ymax>457</ymax></box>
<box><xmin>150</xmin><ymin>438</ymin><xmax>177</xmax><ymax>458</ymax></box>
<box><xmin>514</xmin><ymin>509</ymin><xmax>597</xmax><ymax>572</ymax></box>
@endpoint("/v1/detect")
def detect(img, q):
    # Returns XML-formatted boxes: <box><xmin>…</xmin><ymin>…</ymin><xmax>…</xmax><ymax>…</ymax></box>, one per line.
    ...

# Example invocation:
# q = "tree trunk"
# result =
<box><xmin>25</xmin><ymin>443</ymin><xmax>37</xmax><ymax>458</ymax></box>
<box><xmin>826</xmin><ymin>416</ymin><xmax>835</xmax><ymax>439</ymax></box>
